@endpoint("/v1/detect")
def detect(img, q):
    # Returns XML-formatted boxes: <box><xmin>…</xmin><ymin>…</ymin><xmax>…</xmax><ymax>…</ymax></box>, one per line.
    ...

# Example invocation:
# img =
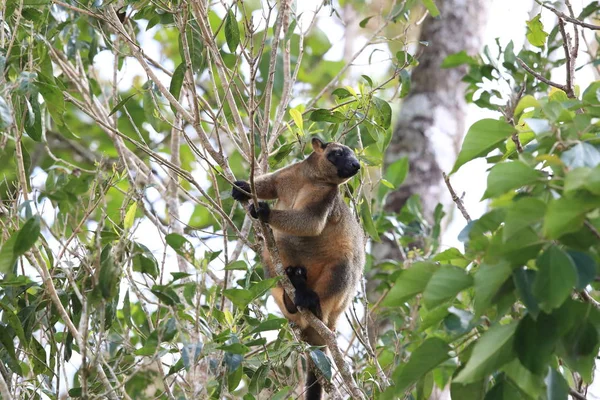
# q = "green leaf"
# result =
<box><xmin>544</xmin><ymin>194</ymin><xmax>600</xmax><ymax>239</ymax></box>
<box><xmin>224</xmin><ymin>278</ymin><xmax>278</xmax><ymax>309</ymax></box>
<box><xmin>359</xmin><ymin>16</ymin><xmax>374</xmax><ymax>28</ymax></box>
<box><xmin>309</xmin><ymin>109</ymin><xmax>346</xmax><ymax>123</ymax></box>
<box><xmin>370</xmin><ymin>96</ymin><xmax>392</xmax><ymax>129</ymax></box>
<box><xmin>29</xmin><ymin>337</ymin><xmax>47</xmax><ymax>374</ymax></box>
<box><xmin>561</xmin><ymin>142</ymin><xmax>600</xmax><ymax>168</ymax></box>
<box><xmin>567</xmin><ymin>250</ymin><xmax>597</xmax><ymax>290</ymax></box>
<box><xmin>515</xmin><ymin>313</ymin><xmax>560</xmax><ymax>375</ymax></box>
<box><xmin>224</xmin><ymin>288</ymin><xmax>253</xmax><ymax>309</ymax></box>
<box><xmin>109</xmin><ymin>92</ymin><xmax>137</xmax><ymax>116</ymax></box>
<box><xmin>384</xmin><ymin>157</ymin><xmax>409</xmax><ymax>188</ymax></box>
<box><xmin>473</xmin><ymin>261</ymin><xmax>512</xmax><ymax>316</ymax></box>
<box><xmin>360</xmin><ymin>199</ymin><xmax>380</xmax><ymax>242</ymax></box>
<box><xmin>564</xmin><ymin>167</ymin><xmax>592</xmax><ymax>193</ymax></box>
<box><xmin>165</xmin><ymin>233</ymin><xmax>195</xmax><ymax>262</ymax></box>
<box><xmin>249</xmin><ymin>318</ymin><xmax>287</xmax><ymax>335</ymax></box>
<box><xmin>310</xmin><ymin>349</ymin><xmax>332</xmax><ymax>380</ymax></box>
<box><xmin>14</xmin><ymin>216</ymin><xmax>40</xmax><ymax>256</ymax></box>
<box><xmin>289</xmin><ymin>108</ymin><xmax>304</xmax><ymax>131</ymax></box>
<box><xmin>24</xmin><ymin>96</ymin><xmax>42</xmax><ymax>142</ymax></box>
<box><xmin>0</xmin><ymin>302</ymin><xmax>25</xmax><ymax>347</ymax></box>
<box><xmin>182</xmin><ymin>20</ymin><xmax>205</xmax><ymax>73</ymax></box>
<box><xmin>545</xmin><ymin>369</ymin><xmax>569</xmax><ymax>400</ymax></box>
<box><xmin>169</xmin><ymin>63</ymin><xmax>186</xmax><ymax>113</ymax></box>
<box><xmin>513</xmin><ymin>268</ymin><xmax>540</xmax><ymax>318</ymax></box>
<box><xmin>514</xmin><ymin>95</ymin><xmax>540</xmax><ymax>117</ymax></box>
<box><xmin>396</xmin><ymin>51</ymin><xmax>417</xmax><ymax>66</ymax></box>
<box><xmin>391</xmin><ymin>338</ymin><xmax>450</xmax><ymax>394</ymax></box>
<box><xmin>533</xmin><ymin>246</ymin><xmax>577</xmax><ymax>312</ymax></box>
<box><xmin>583</xmin><ymin>165</ymin><xmax>600</xmax><ymax>195</ymax></box>
<box><xmin>432</xmin><ymin>248</ymin><xmax>468</xmax><ymax>268</ymax></box>
<box><xmin>452</xmin><ymin>119</ymin><xmax>516</xmax><ymax>174</ymax></box>
<box><xmin>228</xmin><ymin>365</ymin><xmax>243</xmax><ymax>392</ymax></box>
<box><xmin>132</xmin><ymin>243</ymin><xmax>159</xmax><ymax>279</ymax></box>
<box><xmin>383</xmin><ymin>262</ymin><xmax>438</xmax><ymax>307</ymax></box>
<box><xmin>482</xmin><ymin>161</ymin><xmax>542</xmax><ymax>199</ymax></box>
<box><xmin>272</xmin><ymin>387</ymin><xmax>294</xmax><ymax>400</ymax></box>
<box><xmin>503</xmin><ymin>197</ymin><xmax>546</xmax><ymax>240</ymax></box>
<box><xmin>454</xmin><ymin>322</ymin><xmax>517</xmax><ymax>384</ymax></box>
<box><xmin>150</xmin><ymin>285</ymin><xmax>180</xmax><ymax>306</ymax></box>
<box><xmin>502</xmin><ymin>358</ymin><xmax>543</xmax><ymax>398</ymax></box>
<box><xmin>0</xmin><ymin>96</ymin><xmax>13</xmax><ymax>129</ymax></box>
<box><xmin>98</xmin><ymin>249</ymin><xmax>120</xmax><ymax>300</ymax></box>
<box><xmin>248</xmin><ymin>277</ymin><xmax>279</xmax><ymax>299</ymax></box>
<box><xmin>0</xmin><ymin>234</ymin><xmax>18</xmax><ymax>274</ymax></box>
<box><xmin>441</xmin><ymin>51</ymin><xmax>478</xmax><ymax>68</ymax></box>
<box><xmin>36</xmin><ymin>77</ymin><xmax>65</xmax><ymax>126</ymax></box>
<box><xmin>421</xmin><ymin>0</ymin><xmax>440</xmax><ymax>17</ymax></box>
<box><xmin>399</xmin><ymin>69</ymin><xmax>411</xmax><ymax>98</ymax></box>
<box><xmin>225</xmin><ymin>10</ymin><xmax>240</xmax><ymax>53</ymax></box>
<box><xmin>526</xmin><ymin>14</ymin><xmax>548</xmax><ymax>48</ymax></box>
<box><xmin>332</xmin><ymin>88</ymin><xmax>352</xmax><ymax>99</ymax></box>
<box><xmin>450</xmin><ymin>381</ymin><xmax>485</xmax><ymax>400</ymax></box>
<box><xmin>422</xmin><ymin>265</ymin><xmax>473</xmax><ymax>309</ymax></box>
<box><xmin>219</xmin><ymin>342</ymin><xmax>249</xmax><ymax>354</ymax></box>
<box><xmin>124</xmin><ymin>202</ymin><xmax>137</xmax><ymax>230</ymax></box>
<box><xmin>224</xmin><ymin>260</ymin><xmax>247</xmax><ymax>271</ymax></box>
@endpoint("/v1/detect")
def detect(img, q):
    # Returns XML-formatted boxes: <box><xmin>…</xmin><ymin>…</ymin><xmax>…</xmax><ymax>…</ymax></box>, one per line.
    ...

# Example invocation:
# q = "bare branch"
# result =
<box><xmin>443</xmin><ymin>172</ymin><xmax>471</xmax><ymax>222</ymax></box>
<box><xmin>538</xmin><ymin>0</ymin><xmax>600</xmax><ymax>30</ymax></box>
<box><xmin>516</xmin><ymin>57</ymin><xmax>568</xmax><ymax>92</ymax></box>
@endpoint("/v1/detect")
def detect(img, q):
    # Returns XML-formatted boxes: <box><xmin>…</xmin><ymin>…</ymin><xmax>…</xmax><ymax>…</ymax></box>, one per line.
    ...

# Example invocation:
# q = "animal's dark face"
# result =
<box><xmin>325</xmin><ymin>144</ymin><xmax>361</xmax><ymax>179</ymax></box>
<box><xmin>311</xmin><ymin>137</ymin><xmax>361</xmax><ymax>183</ymax></box>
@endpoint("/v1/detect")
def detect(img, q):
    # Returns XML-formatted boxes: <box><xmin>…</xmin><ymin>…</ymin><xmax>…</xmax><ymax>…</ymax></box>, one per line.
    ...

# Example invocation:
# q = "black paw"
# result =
<box><xmin>295</xmin><ymin>289</ymin><xmax>322</xmax><ymax>319</ymax></box>
<box><xmin>232</xmin><ymin>180</ymin><xmax>251</xmax><ymax>202</ymax></box>
<box><xmin>249</xmin><ymin>201</ymin><xmax>270</xmax><ymax>222</ymax></box>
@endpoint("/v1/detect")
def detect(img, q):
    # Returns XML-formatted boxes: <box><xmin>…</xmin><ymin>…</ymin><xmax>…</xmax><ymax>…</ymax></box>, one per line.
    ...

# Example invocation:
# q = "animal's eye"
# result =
<box><xmin>335</xmin><ymin>150</ymin><xmax>342</xmax><ymax>156</ymax></box>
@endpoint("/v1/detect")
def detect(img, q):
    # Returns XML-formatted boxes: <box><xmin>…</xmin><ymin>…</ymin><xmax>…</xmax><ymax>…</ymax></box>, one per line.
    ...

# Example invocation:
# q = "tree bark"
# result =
<box><xmin>372</xmin><ymin>0</ymin><xmax>489</xmax><ymax>261</ymax></box>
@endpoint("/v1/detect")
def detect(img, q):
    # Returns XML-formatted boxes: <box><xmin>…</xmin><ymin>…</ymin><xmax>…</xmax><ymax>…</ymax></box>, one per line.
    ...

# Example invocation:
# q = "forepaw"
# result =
<box><xmin>231</xmin><ymin>180</ymin><xmax>251</xmax><ymax>202</ymax></box>
<box><xmin>249</xmin><ymin>201</ymin><xmax>270</xmax><ymax>222</ymax></box>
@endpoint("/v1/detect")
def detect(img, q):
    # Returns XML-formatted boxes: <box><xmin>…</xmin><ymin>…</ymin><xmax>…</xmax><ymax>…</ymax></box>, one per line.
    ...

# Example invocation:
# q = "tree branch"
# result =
<box><xmin>443</xmin><ymin>172</ymin><xmax>471</xmax><ymax>222</ymax></box>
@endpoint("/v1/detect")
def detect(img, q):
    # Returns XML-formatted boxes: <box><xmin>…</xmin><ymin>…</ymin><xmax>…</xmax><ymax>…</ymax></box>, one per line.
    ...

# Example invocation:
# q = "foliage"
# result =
<box><xmin>3</xmin><ymin>0</ymin><xmax>600</xmax><ymax>399</ymax></box>
<box><xmin>375</xmin><ymin>3</ymin><xmax>600</xmax><ymax>399</ymax></box>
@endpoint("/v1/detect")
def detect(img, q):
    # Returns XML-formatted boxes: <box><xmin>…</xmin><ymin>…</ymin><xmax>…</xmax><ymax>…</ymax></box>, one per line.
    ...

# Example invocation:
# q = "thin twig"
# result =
<box><xmin>442</xmin><ymin>172</ymin><xmax>471</xmax><ymax>222</ymax></box>
<box><xmin>516</xmin><ymin>57</ymin><xmax>568</xmax><ymax>92</ymax></box>
<box><xmin>570</xmin><ymin>388</ymin><xmax>587</xmax><ymax>400</ymax></box>
<box><xmin>537</xmin><ymin>0</ymin><xmax>600</xmax><ymax>31</ymax></box>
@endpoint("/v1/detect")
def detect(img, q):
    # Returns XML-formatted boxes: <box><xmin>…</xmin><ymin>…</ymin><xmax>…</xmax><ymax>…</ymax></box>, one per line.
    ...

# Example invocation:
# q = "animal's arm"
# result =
<box><xmin>253</xmin><ymin>172</ymin><xmax>279</xmax><ymax>199</ymax></box>
<box><xmin>232</xmin><ymin>172</ymin><xmax>279</xmax><ymax>201</ymax></box>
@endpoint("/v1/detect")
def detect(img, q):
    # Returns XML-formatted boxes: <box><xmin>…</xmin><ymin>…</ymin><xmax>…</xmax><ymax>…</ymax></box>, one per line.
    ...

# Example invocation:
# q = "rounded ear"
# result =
<box><xmin>311</xmin><ymin>137</ymin><xmax>327</xmax><ymax>153</ymax></box>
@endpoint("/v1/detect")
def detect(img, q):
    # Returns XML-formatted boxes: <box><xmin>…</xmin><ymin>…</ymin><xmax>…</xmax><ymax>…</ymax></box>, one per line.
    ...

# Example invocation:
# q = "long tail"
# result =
<box><xmin>302</xmin><ymin>327</ymin><xmax>326</xmax><ymax>400</ymax></box>
<box><xmin>306</xmin><ymin>368</ymin><xmax>322</xmax><ymax>400</ymax></box>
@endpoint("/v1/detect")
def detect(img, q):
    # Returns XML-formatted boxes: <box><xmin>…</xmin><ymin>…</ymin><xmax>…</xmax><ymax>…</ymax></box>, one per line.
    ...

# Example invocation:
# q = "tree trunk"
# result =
<box><xmin>372</xmin><ymin>0</ymin><xmax>489</xmax><ymax>261</ymax></box>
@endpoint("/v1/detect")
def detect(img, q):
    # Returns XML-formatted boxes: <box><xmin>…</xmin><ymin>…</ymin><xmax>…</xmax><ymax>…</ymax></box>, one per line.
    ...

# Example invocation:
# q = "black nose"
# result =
<box><xmin>352</xmin><ymin>161</ymin><xmax>360</xmax><ymax>171</ymax></box>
